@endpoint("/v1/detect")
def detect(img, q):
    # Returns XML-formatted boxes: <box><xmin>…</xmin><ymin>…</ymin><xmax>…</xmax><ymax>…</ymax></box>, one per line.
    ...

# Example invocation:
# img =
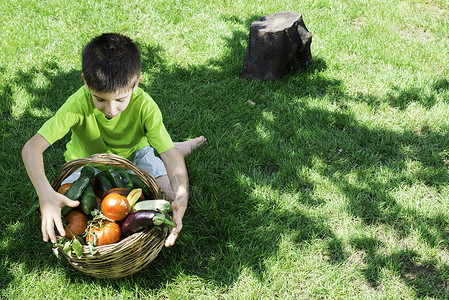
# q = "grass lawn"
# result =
<box><xmin>1</xmin><ymin>0</ymin><xmax>449</xmax><ymax>299</ymax></box>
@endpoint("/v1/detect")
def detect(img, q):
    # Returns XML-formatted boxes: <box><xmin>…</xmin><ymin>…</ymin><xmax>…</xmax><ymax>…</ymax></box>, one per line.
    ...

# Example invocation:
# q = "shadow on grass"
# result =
<box><xmin>145</xmin><ymin>15</ymin><xmax>449</xmax><ymax>296</ymax></box>
<box><xmin>350</xmin><ymin>237</ymin><xmax>449</xmax><ymax>298</ymax></box>
<box><xmin>136</xmin><ymin>16</ymin><xmax>449</xmax><ymax>297</ymax></box>
<box><xmin>2</xmin><ymin>14</ymin><xmax>449</xmax><ymax>298</ymax></box>
<box><xmin>0</xmin><ymin>61</ymin><xmax>82</xmax><ymax>290</ymax></box>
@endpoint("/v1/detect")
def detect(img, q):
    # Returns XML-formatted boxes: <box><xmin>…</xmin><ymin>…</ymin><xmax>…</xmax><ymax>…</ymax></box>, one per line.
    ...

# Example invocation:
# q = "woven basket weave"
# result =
<box><xmin>51</xmin><ymin>153</ymin><xmax>168</xmax><ymax>279</ymax></box>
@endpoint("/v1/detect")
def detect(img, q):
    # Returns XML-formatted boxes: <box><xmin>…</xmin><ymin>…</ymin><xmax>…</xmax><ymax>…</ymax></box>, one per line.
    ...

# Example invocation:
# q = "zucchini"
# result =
<box><xmin>131</xmin><ymin>199</ymin><xmax>172</xmax><ymax>213</ymax></box>
<box><xmin>61</xmin><ymin>166</ymin><xmax>96</xmax><ymax>216</ymax></box>
<box><xmin>95</xmin><ymin>170</ymin><xmax>114</xmax><ymax>196</ymax></box>
<box><xmin>80</xmin><ymin>184</ymin><xmax>96</xmax><ymax>215</ymax></box>
<box><xmin>107</xmin><ymin>166</ymin><xmax>134</xmax><ymax>190</ymax></box>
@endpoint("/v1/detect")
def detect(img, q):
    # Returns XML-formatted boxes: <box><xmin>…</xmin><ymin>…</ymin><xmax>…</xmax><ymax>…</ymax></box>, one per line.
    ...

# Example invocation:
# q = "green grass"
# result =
<box><xmin>1</xmin><ymin>0</ymin><xmax>449</xmax><ymax>299</ymax></box>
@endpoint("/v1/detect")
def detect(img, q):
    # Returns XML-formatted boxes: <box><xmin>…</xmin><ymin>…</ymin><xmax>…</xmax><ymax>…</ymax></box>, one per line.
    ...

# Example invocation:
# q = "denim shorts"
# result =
<box><xmin>128</xmin><ymin>146</ymin><xmax>167</xmax><ymax>178</ymax></box>
<box><xmin>62</xmin><ymin>146</ymin><xmax>167</xmax><ymax>184</ymax></box>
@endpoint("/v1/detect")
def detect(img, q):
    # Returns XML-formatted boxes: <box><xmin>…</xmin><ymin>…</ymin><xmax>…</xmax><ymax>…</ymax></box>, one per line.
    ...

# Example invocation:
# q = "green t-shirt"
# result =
<box><xmin>38</xmin><ymin>86</ymin><xmax>174</xmax><ymax>161</ymax></box>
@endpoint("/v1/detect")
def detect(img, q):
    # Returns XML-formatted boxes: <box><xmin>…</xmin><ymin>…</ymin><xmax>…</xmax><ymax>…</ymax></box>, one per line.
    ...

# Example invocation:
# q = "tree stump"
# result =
<box><xmin>240</xmin><ymin>11</ymin><xmax>313</xmax><ymax>81</ymax></box>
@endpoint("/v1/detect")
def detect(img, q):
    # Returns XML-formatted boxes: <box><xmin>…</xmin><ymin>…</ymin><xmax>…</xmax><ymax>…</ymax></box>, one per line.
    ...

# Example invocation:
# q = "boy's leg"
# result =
<box><xmin>131</xmin><ymin>146</ymin><xmax>175</xmax><ymax>200</ymax></box>
<box><xmin>132</xmin><ymin>136</ymin><xmax>206</xmax><ymax>200</ymax></box>
<box><xmin>173</xmin><ymin>136</ymin><xmax>207</xmax><ymax>158</ymax></box>
<box><xmin>155</xmin><ymin>137</ymin><xmax>206</xmax><ymax>200</ymax></box>
<box><xmin>130</xmin><ymin>145</ymin><xmax>168</xmax><ymax>178</ymax></box>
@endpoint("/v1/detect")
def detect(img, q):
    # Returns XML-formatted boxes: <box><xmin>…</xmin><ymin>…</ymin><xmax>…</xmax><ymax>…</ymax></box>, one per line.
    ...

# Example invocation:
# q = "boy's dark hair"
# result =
<box><xmin>82</xmin><ymin>33</ymin><xmax>141</xmax><ymax>93</ymax></box>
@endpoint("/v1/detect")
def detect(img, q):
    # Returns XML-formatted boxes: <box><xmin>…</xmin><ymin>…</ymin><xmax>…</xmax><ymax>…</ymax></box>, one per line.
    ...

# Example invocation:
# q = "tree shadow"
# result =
<box><xmin>386</xmin><ymin>86</ymin><xmax>437</xmax><ymax>110</ymax></box>
<box><xmin>131</xmin><ymin>17</ymin><xmax>350</xmax><ymax>284</ymax></box>
<box><xmin>432</xmin><ymin>78</ymin><xmax>449</xmax><ymax>94</ymax></box>
<box><xmin>350</xmin><ymin>237</ymin><xmax>449</xmax><ymax>298</ymax></box>
<box><xmin>2</xmin><ymin>13</ymin><xmax>449</xmax><ymax>297</ymax></box>
<box><xmin>143</xmin><ymin>14</ymin><xmax>449</xmax><ymax>295</ymax></box>
<box><xmin>0</xmin><ymin>61</ymin><xmax>82</xmax><ymax>289</ymax></box>
<box><xmin>247</xmin><ymin>72</ymin><xmax>449</xmax><ymax>295</ymax></box>
<box><xmin>1</xmin><ymin>60</ymin><xmax>83</xmax><ymax>120</ymax></box>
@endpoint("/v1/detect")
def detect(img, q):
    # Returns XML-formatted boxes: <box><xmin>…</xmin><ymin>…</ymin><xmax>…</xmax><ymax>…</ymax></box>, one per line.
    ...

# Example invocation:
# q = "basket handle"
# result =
<box><xmin>51</xmin><ymin>153</ymin><xmax>163</xmax><ymax>199</ymax></box>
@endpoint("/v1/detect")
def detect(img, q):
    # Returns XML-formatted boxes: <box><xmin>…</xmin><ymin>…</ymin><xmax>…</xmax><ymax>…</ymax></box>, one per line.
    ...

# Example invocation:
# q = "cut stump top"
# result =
<box><xmin>251</xmin><ymin>11</ymin><xmax>303</xmax><ymax>32</ymax></box>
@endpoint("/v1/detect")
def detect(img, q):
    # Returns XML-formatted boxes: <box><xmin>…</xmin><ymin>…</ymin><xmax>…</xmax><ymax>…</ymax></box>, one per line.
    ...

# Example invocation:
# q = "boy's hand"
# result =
<box><xmin>165</xmin><ymin>199</ymin><xmax>186</xmax><ymax>247</ymax></box>
<box><xmin>39</xmin><ymin>191</ymin><xmax>79</xmax><ymax>243</ymax></box>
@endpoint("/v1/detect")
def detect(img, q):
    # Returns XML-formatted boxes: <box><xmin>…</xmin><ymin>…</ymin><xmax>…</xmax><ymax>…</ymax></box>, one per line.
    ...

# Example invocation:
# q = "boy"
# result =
<box><xmin>22</xmin><ymin>33</ymin><xmax>206</xmax><ymax>247</ymax></box>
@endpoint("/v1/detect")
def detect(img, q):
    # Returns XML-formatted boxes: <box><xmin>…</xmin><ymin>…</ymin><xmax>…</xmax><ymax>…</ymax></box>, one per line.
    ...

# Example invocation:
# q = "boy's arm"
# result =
<box><xmin>22</xmin><ymin>133</ymin><xmax>79</xmax><ymax>243</ymax></box>
<box><xmin>159</xmin><ymin>147</ymin><xmax>189</xmax><ymax>247</ymax></box>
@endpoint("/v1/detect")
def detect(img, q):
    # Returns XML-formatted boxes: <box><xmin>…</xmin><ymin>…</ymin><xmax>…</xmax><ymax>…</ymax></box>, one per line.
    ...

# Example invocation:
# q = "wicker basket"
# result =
<box><xmin>51</xmin><ymin>153</ymin><xmax>168</xmax><ymax>279</ymax></box>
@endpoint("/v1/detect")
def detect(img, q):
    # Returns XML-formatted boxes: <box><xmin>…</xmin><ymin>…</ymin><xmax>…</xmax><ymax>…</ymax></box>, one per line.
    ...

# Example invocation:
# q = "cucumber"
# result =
<box><xmin>61</xmin><ymin>205</ymin><xmax>73</xmax><ymax>217</ymax></box>
<box><xmin>107</xmin><ymin>166</ymin><xmax>134</xmax><ymax>190</ymax></box>
<box><xmin>95</xmin><ymin>170</ymin><xmax>114</xmax><ymax>196</ymax></box>
<box><xmin>129</xmin><ymin>173</ymin><xmax>150</xmax><ymax>196</ymax></box>
<box><xmin>65</xmin><ymin>166</ymin><xmax>96</xmax><ymax>200</ymax></box>
<box><xmin>81</xmin><ymin>184</ymin><xmax>96</xmax><ymax>215</ymax></box>
<box><xmin>61</xmin><ymin>166</ymin><xmax>96</xmax><ymax>216</ymax></box>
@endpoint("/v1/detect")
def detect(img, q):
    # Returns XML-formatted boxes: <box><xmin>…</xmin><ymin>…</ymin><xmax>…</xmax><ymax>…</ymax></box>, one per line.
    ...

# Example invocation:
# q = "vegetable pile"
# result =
<box><xmin>55</xmin><ymin>166</ymin><xmax>175</xmax><ymax>258</ymax></box>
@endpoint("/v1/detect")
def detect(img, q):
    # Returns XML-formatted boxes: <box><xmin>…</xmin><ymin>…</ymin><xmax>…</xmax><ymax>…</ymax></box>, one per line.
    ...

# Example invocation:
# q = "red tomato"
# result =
<box><xmin>62</xmin><ymin>210</ymin><xmax>88</xmax><ymax>239</ymax></box>
<box><xmin>101</xmin><ymin>192</ymin><xmax>130</xmax><ymax>221</ymax></box>
<box><xmin>86</xmin><ymin>220</ymin><xmax>121</xmax><ymax>246</ymax></box>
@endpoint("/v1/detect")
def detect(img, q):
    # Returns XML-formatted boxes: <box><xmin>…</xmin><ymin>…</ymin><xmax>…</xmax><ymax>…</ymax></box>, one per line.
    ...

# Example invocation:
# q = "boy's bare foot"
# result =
<box><xmin>174</xmin><ymin>136</ymin><xmax>207</xmax><ymax>158</ymax></box>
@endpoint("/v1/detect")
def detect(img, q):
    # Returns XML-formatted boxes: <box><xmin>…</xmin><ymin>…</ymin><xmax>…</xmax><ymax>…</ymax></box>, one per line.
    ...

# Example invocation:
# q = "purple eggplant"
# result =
<box><xmin>121</xmin><ymin>210</ymin><xmax>176</xmax><ymax>236</ymax></box>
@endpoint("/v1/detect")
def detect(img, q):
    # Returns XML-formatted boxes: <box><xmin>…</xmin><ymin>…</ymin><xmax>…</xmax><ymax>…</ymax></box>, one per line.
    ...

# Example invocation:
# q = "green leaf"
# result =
<box><xmin>55</xmin><ymin>237</ymin><xmax>68</xmax><ymax>248</ymax></box>
<box><xmin>52</xmin><ymin>247</ymin><xmax>59</xmax><ymax>258</ymax></box>
<box><xmin>76</xmin><ymin>235</ymin><xmax>86</xmax><ymax>245</ymax></box>
<box><xmin>72</xmin><ymin>238</ymin><xmax>83</xmax><ymax>259</ymax></box>
<box><xmin>63</xmin><ymin>241</ymin><xmax>72</xmax><ymax>256</ymax></box>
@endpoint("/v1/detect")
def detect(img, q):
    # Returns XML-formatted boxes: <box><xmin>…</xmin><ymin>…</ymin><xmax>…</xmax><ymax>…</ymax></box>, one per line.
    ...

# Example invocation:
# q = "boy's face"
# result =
<box><xmin>82</xmin><ymin>74</ymin><xmax>141</xmax><ymax>119</ymax></box>
<box><xmin>89</xmin><ymin>89</ymin><xmax>132</xmax><ymax>119</ymax></box>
